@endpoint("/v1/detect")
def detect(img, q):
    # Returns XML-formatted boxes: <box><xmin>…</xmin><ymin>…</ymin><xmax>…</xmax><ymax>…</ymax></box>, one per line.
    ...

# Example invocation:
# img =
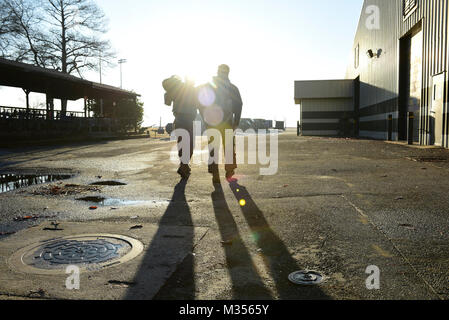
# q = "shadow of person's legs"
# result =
<box><xmin>229</xmin><ymin>181</ymin><xmax>330</xmax><ymax>300</ymax></box>
<box><xmin>125</xmin><ymin>180</ymin><xmax>195</xmax><ymax>300</ymax></box>
<box><xmin>212</xmin><ymin>184</ymin><xmax>273</xmax><ymax>299</ymax></box>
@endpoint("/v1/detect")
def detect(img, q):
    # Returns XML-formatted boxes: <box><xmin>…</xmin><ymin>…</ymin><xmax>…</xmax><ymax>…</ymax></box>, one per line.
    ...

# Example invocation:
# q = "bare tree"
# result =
<box><xmin>41</xmin><ymin>0</ymin><xmax>116</xmax><ymax>115</ymax></box>
<box><xmin>41</xmin><ymin>0</ymin><xmax>115</xmax><ymax>77</ymax></box>
<box><xmin>0</xmin><ymin>1</ymin><xmax>12</xmax><ymax>36</ymax></box>
<box><xmin>0</xmin><ymin>0</ymin><xmax>48</xmax><ymax>65</ymax></box>
<box><xmin>0</xmin><ymin>0</ymin><xmax>116</xmax><ymax>116</ymax></box>
<box><xmin>0</xmin><ymin>1</ymin><xmax>12</xmax><ymax>55</ymax></box>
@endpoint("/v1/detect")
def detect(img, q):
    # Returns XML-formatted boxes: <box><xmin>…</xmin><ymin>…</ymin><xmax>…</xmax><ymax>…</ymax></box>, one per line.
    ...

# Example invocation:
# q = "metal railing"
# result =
<box><xmin>0</xmin><ymin>106</ymin><xmax>86</xmax><ymax>120</ymax></box>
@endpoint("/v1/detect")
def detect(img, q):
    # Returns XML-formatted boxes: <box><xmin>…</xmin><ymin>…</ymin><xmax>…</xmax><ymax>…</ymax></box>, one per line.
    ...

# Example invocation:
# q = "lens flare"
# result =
<box><xmin>203</xmin><ymin>106</ymin><xmax>224</xmax><ymax>126</ymax></box>
<box><xmin>251</xmin><ymin>232</ymin><xmax>260</xmax><ymax>243</ymax></box>
<box><xmin>198</xmin><ymin>87</ymin><xmax>215</xmax><ymax>107</ymax></box>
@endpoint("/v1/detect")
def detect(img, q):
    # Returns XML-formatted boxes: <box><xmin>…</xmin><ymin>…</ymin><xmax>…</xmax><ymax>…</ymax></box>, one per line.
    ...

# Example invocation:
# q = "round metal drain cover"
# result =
<box><xmin>10</xmin><ymin>234</ymin><xmax>143</xmax><ymax>275</ymax></box>
<box><xmin>288</xmin><ymin>271</ymin><xmax>323</xmax><ymax>285</ymax></box>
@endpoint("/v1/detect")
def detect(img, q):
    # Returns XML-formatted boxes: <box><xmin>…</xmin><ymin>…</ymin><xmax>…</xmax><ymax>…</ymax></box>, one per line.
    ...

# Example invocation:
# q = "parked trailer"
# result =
<box><xmin>275</xmin><ymin>121</ymin><xmax>285</xmax><ymax>130</ymax></box>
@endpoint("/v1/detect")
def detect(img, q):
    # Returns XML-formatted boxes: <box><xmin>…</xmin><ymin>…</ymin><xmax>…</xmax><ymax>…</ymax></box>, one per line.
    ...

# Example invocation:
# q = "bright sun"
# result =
<box><xmin>160</xmin><ymin>19</ymin><xmax>233</xmax><ymax>86</ymax></box>
<box><xmin>181</xmin><ymin>61</ymin><xmax>216</xmax><ymax>86</ymax></box>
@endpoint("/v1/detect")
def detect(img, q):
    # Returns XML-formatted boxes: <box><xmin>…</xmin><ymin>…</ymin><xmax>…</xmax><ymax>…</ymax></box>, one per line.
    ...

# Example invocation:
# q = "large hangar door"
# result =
<box><xmin>430</xmin><ymin>73</ymin><xmax>445</xmax><ymax>146</ymax></box>
<box><xmin>399</xmin><ymin>37</ymin><xmax>410</xmax><ymax>140</ymax></box>
<box><xmin>409</xmin><ymin>29</ymin><xmax>423</xmax><ymax>142</ymax></box>
<box><xmin>399</xmin><ymin>27</ymin><xmax>423</xmax><ymax>142</ymax></box>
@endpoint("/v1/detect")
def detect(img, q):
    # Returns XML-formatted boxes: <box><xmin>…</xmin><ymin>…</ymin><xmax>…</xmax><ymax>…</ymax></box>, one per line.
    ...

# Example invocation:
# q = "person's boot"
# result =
<box><xmin>208</xmin><ymin>164</ymin><xmax>217</xmax><ymax>174</ymax></box>
<box><xmin>177</xmin><ymin>164</ymin><xmax>191</xmax><ymax>180</ymax></box>
<box><xmin>225</xmin><ymin>170</ymin><xmax>236</xmax><ymax>183</ymax></box>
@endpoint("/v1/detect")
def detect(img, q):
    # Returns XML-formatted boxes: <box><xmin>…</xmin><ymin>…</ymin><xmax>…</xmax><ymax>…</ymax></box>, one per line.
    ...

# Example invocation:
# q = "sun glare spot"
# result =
<box><xmin>198</xmin><ymin>86</ymin><xmax>216</xmax><ymax>107</ymax></box>
<box><xmin>203</xmin><ymin>106</ymin><xmax>224</xmax><ymax>126</ymax></box>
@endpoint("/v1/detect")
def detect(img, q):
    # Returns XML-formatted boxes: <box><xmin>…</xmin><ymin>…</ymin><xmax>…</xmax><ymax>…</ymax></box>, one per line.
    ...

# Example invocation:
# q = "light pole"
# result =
<box><xmin>118</xmin><ymin>59</ymin><xmax>127</xmax><ymax>89</ymax></box>
<box><xmin>98</xmin><ymin>51</ymin><xmax>104</xmax><ymax>84</ymax></box>
<box><xmin>99</xmin><ymin>56</ymin><xmax>103</xmax><ymax>84</ymax></box>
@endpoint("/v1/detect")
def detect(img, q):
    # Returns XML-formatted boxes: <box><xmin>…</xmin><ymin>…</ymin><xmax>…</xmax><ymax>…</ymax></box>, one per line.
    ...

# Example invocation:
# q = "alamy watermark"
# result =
<box><xmin>170</xmin><ymin>121</ymin><xmax>279</xmax><ymax>176</ymax></box>
<box><xmin>66</xmin><ymin>265</ymin><xmax>80</xmax><ymax>290</ymax></box>
<box><xmin>365</xmin><ymin>265</ymin><xmax>380</xmax><ymax>290</ymax></box>
<box><xmin>365</xmin><ymin>5</ymin><xmax>380</xmax><ymax>30</ymax></box>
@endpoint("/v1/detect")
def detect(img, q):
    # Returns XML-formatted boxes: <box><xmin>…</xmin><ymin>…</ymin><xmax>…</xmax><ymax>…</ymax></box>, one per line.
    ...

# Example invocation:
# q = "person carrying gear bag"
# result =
<box><xmin>163</xmin><ymin>75</ymin><xmax>198</xmax><ymax>180</ymax></box>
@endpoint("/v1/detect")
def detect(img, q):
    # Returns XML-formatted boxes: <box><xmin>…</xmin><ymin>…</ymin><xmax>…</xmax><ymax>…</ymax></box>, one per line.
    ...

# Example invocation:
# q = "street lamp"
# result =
<box><xmin>98</xmin><ymin>51</ymin><xmax>104</xmax><ymax>84</ymax></box>
<box><xmin>118</xmin><ymin>59</ymin><xmax>127</xmax><ymax>89</ymax></box>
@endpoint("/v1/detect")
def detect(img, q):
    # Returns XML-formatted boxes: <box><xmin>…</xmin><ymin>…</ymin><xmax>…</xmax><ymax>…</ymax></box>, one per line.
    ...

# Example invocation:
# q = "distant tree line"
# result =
<box><xmin>89</xmin><ymin>96</ymin><xmax>145</xmax><ymax>133</ymax></box>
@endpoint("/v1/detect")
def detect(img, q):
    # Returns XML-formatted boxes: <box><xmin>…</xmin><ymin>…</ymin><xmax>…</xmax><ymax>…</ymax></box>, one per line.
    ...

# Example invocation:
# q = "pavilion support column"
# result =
<box><xmin>84</xmin><ymin>97</ymin><xmax>87</xmax><ymax>118</ymax></box>
<box><xmin>61</xmin><ymin>99</ymin><xmax>67</xmax><ymax>118</ymax></box>
<box><xmin>99</xmin><ymin>98</ymin><xmax>104</xmax><ymax>132</ymax></box>
<box><xmin>23</xmin><ymin>89</ymin><xmax>31</xmax><ymax>114</ymax></box>
<box><xmin>46</xmin><ymin>94</ymin><xmax>54</xmax><ymax>120</ymax></box>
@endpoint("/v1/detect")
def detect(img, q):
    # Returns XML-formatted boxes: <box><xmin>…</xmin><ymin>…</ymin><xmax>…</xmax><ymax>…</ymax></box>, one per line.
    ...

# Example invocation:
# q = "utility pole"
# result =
<box><xmin>118</xmin><ymin>59</ymin><xmax>127</xmax><ymax>89</ymax></box>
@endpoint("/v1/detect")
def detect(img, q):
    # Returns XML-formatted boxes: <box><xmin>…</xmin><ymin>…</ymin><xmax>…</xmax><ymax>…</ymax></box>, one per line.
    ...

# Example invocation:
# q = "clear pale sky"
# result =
<box><xmin>1</xmin><ymin>0</ymin><xmax>364</xmax><ymax>127</ymax></box>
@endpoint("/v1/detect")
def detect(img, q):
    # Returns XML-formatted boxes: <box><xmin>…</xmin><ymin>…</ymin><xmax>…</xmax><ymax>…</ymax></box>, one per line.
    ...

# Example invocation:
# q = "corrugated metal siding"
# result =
<box><xmin>346</xmin><ymin>0</ymin><xmax>399</xmax><ymax>107</ymax></box>
<box><xmin>294</xmin><ymin>80</ymin><xmax>354</xmax><ymax>99</ymax></box>
<box><xmin>300</xmin><ymin>98</ymin><xmax>354</xmax><ymax>136</ymax></box>
<box><xmin>345</xmin><ymin>0</ymin><xmax>400</xmax><ymax>139</ymax></box>
<box><xmin>443</xmin><ymin>0</ymin><xmax>449</xmax><ymax>148</ymax></box>
<box><xmin>300</xmin><ymin>98</ymin><xmax>354</xmax><ymax>112</ymax></box>
<box><xmin>399</xmin><ymin>0</ymin><xmax>448</xmax><ymax>145</ymax></box>
<box><xmin>345</xmin><ymin>0</ymin><xmax>448</xmax><ymax>146</ymax></box>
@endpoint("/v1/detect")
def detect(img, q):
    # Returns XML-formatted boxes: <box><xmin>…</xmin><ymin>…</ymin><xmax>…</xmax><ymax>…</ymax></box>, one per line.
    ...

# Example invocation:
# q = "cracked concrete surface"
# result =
<box><xmin>0</xmin><ymin>130</ymin><xmax>448</xmax><ymax>300</ymax></box>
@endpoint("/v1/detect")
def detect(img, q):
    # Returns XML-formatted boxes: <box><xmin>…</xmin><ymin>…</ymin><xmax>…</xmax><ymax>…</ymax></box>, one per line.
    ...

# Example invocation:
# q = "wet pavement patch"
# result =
<box><xmin>0</xmin><ymin>174</ymin><xmax>73</xmax><ymax>194</ymax></box>
<box><xmin>14</xmin><ymin>215</ymin><xmax>39</xmax><ymax>222</ymax></box>
<box><xmin>32</xmin><ymin>184</ymin><xmax>100</xmax><ymax>196</ymax></box>
<box><xmin>90</xmin><ymin>181</ymin><xmax>127</xmax><ymax>186</ymax></box>
<box><xmin>77</xmin><ymin>196</ymin><xmax>107</xmax><ymax>203</ymax></box>
<box><xmin>408</xmin><ymin>156</ymin><xmax>449</xmax><ymax>163</ymax></box>
<box><xmin>0</xmin><ymin>231</ymin><xmax>16</xmax><ymax>236</ymax></box>
<box><xmin>76</xmin><ymin>196</ymin><xmax>153</xmax><ymax>207</ymax></box>
<box><xmin>399</xmin><ymin>223</ymin><xmax>416</xmax><ymax>230</ymax></box>
<box><xmin>108</xmin><ymin>280</ymin><xmax>136</xmax><ymax>288</ymax></box>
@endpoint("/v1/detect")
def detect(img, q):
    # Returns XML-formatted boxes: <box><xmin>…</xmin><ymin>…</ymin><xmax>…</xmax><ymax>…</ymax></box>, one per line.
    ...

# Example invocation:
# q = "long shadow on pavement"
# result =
<box><xmin>125</xmin><ymin>179</ymin><xmax>195</xmax><ymax>300</ymax></box>
<box><xmin>212</xmin><ymin>184</ymin><xmax>273</xmax><ymax>299</ymax></box>
<box><xmin>229</xmin><ymin>181</ymin><xmax>330</xmax><ymax>300</ymax></box>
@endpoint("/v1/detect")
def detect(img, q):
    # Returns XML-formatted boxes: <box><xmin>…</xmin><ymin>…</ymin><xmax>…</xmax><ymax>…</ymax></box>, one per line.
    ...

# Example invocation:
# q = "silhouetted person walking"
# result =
<box><xmin>199</xmin><ymin>65</ymin><xmax>243</xmax><ymax>184</ymax></box>
<box><xmin>163</xmin><ymin>76</ymin><xmax>198</xmax><ymax>179</ymax></box>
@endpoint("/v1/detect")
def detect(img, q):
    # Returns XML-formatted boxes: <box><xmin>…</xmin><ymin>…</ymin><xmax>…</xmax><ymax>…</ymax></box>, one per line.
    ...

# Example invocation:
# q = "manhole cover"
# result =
<box><xmin>9</xmin><ymin>234</ymin><xmax>143</xmax><ymax>275</ymax></box>
<box><xmin>288</xmin><ymin>271</ymin><xmax>324</xmax><ymax>285</ymax></box>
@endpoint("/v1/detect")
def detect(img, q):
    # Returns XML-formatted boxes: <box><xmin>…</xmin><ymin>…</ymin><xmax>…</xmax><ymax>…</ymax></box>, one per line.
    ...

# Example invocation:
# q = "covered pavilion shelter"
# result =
<box><xmin>0</xmin><ymin>57</ymin><xmax>139</xmax><ymax>120</ymax></box>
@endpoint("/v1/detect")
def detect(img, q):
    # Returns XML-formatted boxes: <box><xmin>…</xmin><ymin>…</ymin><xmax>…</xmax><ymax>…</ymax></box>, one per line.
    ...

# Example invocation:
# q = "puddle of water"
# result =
<box><xmin>0</xmin><ymin>174</ymin><xmax>73</xmax><ymax>194</ymax></box>
<box><xmin>76</xmin><ymin>196</ymin><xmax>169</xmax><ymax>207</ymax></box>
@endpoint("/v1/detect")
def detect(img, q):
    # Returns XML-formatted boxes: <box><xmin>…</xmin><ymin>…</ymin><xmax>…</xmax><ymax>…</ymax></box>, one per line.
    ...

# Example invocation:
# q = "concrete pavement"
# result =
<box><xmin>0</xmin><ymin>130</ymin><xmax>448</xmax><ymax>300</ymax></box>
